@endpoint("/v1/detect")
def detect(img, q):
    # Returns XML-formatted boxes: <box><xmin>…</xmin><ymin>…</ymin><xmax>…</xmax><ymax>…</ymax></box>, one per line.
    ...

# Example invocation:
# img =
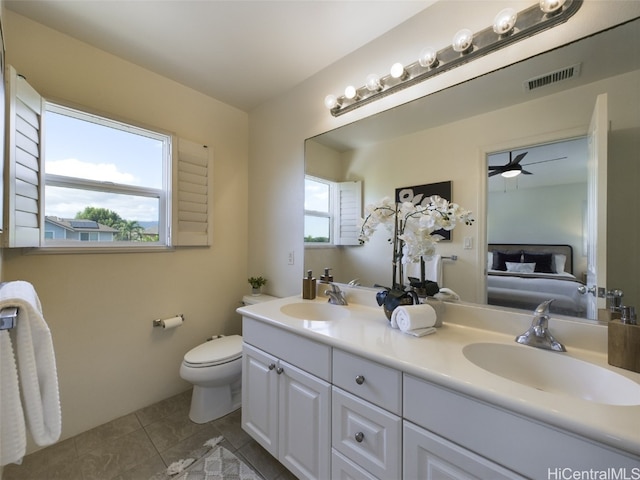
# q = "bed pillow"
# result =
<box><xmin>492</xmin><ymin>251</ymin><xmax>522</xmax><ymax>271</ymax></box>
<box><xmin>523</xmin><ymin>252</ymin><xmax>554</xmax><ymax>273</ymax></box>
<box><xmin>506</xmin><ymin>262</ymin><xmax>536</xmax><ymax>274</ymax></box>
<box><xmin>553</xmin><ymin>254</ymin><xmax>567</xmax><ymax>273</ymax></box>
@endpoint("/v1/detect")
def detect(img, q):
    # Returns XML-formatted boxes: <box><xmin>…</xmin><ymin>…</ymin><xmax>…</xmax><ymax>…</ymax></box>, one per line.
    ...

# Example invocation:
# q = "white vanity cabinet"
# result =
<box><xmin>331</xmin><ymin>349</ymin><xmax>402</xmax><ymax>480</ymax></box>
<box><xmin>242</xmin><ymin>318</ymin><xmax>331</xmax><ymax>480</ymax></box>
<box><xmin>404</xmin><ymin>374</ymin><xmax>640</xmax><ymax>479</ymax></box>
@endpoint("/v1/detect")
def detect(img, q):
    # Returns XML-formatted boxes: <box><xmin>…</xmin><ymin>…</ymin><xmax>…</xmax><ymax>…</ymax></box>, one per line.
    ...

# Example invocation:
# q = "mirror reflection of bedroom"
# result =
<box><xmin>486</xmin><ymin>137</ymin><xmax>590</xmax><ymax>319</ymax></box>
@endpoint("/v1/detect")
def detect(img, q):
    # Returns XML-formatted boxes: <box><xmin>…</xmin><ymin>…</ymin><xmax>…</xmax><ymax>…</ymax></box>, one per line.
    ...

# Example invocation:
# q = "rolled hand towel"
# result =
<box><xmin>390</xmin><ymin>304</ymin><xmax>438</xmax><ymax>337</ymax></box>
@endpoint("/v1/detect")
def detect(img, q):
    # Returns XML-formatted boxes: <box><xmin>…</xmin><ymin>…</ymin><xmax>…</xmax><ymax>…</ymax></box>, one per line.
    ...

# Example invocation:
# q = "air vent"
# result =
<box><xmin>524</xmin><ymin>63</ymin><xmax>581</xmax><ymax>91</ymax></box>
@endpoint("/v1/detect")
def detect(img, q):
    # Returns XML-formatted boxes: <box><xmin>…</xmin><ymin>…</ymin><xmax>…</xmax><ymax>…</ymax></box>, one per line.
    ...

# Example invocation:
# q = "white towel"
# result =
<box><xmin>0</xmin><ymin>281</ymin><xmax>61</xmax><ymax>447</ymax></box>
<box><xmin>390</xmin><ymin>304</ymin><xmax>437</xmax><ymax>337</ymax></box>
<box><xmin>0</xmin><ymin>330</ymin><xmax>26</xmax><ymax>466</ymax></box>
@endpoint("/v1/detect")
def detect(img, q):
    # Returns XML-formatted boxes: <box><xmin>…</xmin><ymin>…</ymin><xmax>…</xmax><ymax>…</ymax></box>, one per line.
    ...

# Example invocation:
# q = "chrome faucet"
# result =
<box><xmin>515</xmin><ymin>299</ymin><xmax>566</xmax><ymax>352</ymax></box>
<box><xmin>325</xmin><ymin>283</ymin><xmax>348</xmax><ymax>305</ymax></box>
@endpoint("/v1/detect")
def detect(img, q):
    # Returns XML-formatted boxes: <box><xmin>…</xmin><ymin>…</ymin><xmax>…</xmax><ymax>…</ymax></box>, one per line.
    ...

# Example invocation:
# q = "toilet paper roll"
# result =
<box><xmin>160</xmin><ymin>316</ymin><xmax>183</xmax><ymax>329</ymax></box>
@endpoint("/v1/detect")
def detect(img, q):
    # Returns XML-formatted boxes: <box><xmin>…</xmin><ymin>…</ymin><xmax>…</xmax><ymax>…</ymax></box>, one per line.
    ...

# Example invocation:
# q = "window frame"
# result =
<box><xmin>41</xmin><ymin>101</ymin><xmax>173</xmax><ymax>251</ymax></box>
<box><xmin>304</xmin><ymin>175</ymin><xmax>334</xmax><ymax>246</ymax></box>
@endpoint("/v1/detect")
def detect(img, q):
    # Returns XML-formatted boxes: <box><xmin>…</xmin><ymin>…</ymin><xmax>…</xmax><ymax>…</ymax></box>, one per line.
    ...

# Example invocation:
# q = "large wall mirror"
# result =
<box><xmin>305</xmin><ymin>18</ymin><xmax>639</xmax><ymax>322</ymax></box>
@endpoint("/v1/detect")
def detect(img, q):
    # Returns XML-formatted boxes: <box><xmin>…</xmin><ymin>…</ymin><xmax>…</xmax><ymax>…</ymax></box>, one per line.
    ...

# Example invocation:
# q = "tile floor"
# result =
<box><xmin>2</xmin><ymin>390</ymin><xmax>297</xmax><ymax>480</ymax></box>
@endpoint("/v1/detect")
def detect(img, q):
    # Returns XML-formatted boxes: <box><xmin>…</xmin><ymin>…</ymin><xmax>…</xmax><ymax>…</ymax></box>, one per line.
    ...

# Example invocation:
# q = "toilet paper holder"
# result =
<box><xmin>153</xmin><ymin>314</ymin><xmax>185</xmax><ymax>328</ymax></box>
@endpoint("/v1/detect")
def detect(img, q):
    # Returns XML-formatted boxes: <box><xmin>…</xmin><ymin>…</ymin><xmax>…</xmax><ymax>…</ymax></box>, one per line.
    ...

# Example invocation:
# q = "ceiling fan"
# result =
<box><xmin>488</xmin><ymin>151</ymin><xmax>533</xmax><ymax>178</ymax></box>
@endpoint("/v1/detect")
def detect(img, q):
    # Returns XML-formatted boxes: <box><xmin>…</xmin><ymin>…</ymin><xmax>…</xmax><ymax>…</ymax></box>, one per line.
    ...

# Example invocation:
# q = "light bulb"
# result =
<box><xmin>324</xmin><ymin>94</ymin><xmax>338</xmax><ymax>110</ymax></box>
<box><xmin>539</xmin><ymin>0</ymin><xmax>566</xmax><ymax>13</ymax></box>
<box><xmin>365</xmin><ymin>73</ymin><xmax>382</xmax><ymax>92</ymax></box>
<box><xmin>344</xmin><ymin>85</ymin><xmax>358</xmax><ymax>100</ymax></box>
<box><xmin>493</xmin><ymin>8</ymin><xmax>517</xmax><ymax>35</ymax></box>
<box><xmin>390</xmin><ymin>62</ymin><xmax>407</xmax><ymax>80</ymax></box>
<box><xmin>418</xmin><ymin>47</ymin><xmax>438</xmax><ymax>68</ymax></box>
<box><xmin>501</xmin><ymin>169</ymin><xmax>521</xmax><ymax>178</ymax></box>
<box><xmin>452</xmin><ymin>28</ymin><xmax>473</xmax><ymax>53</ymax></box>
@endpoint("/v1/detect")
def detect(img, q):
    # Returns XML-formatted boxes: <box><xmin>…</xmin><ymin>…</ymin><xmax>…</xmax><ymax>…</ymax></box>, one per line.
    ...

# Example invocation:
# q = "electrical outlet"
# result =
<box><xmin>288</xmin><ymin>251</ymin><xmax>295</xmax><ymax>265</ymax></box>
<box><xmin>463</xmin><ymin>236</ymin><xmax>473</xmax><ymax>250</ymax></box>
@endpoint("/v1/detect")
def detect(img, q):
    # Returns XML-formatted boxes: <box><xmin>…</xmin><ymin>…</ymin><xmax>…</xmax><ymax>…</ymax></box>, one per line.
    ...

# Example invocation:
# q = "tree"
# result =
<box><xmin>76</xmin><ymin>207</ymin><xmax>123</xmax><ymax>228</ymax></box>
<box><xmin>75</xmin><ymin>207</ymin><xmax>145</xmax><ymax>241</ymax></box>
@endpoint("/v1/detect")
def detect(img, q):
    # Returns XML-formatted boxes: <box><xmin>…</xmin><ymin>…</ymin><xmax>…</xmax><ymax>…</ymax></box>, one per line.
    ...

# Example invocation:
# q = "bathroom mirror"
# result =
<box><xmin>304</xmin><ymin>19</ymin><xmax>640</xmax><ymax>321</ymax></box>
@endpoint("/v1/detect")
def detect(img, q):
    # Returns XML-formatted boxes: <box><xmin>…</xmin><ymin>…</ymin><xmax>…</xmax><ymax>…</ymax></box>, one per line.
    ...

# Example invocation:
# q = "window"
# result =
<box><xmin>304</xmin><ymin>175</ymin><xmax>362</xmax><ymax>246</ymax></box>
<box><xmin>304</xmin><ymin>176</ymin><xmax>332</xmax><ymax>243</ymax></box>
<box><xmin>44</xmin><ymin>103</ymin><xmax>170</xmax><ymax>247</ymax></box>
<box><xmin>3</xmin><ymin>65</ymin><xmax>212</xmax><ymax>250</ymax></box>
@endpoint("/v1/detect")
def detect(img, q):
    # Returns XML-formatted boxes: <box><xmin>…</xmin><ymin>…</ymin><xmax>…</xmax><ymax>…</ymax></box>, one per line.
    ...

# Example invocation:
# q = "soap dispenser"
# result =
<box><xmin>302</xmin><ymin>270</ymin><xmax>316</xmax><ymax>300</ymax></box>
<box><xmin>608</xmin><ymin>305</ymin><xmax>640</xmax><ymax>373</ymax></box>
<box><xmin>320</xmin><ymin>268</ymin><xmax>333</xmax><ymax>283</ymax></box>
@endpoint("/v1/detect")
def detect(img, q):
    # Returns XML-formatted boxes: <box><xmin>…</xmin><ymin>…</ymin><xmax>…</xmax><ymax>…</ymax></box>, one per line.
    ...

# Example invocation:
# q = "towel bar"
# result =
<box><xmin>0</xmin><ymin>306</ymin><xmax>18</xmax><ymax>330</ymax></box>
<box><xmin>442</xmin><ymin>255</ymin><xmax>458</xmax><ymax>261</ymax></box>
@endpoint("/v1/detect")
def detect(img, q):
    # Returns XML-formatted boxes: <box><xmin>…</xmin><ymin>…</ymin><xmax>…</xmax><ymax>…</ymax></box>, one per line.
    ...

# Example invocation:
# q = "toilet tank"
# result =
<box><xmin>242</xmin><ymin>294</ymin><xmax>278</xmax><ymax>306</ymax></box>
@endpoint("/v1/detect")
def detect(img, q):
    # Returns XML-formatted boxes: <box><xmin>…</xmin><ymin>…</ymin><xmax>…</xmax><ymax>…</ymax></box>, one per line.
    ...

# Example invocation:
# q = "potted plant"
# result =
<box><xmin>248</xmin><ymin>276</ymin><xmax>267</xmax><ymax>296</ymax></box>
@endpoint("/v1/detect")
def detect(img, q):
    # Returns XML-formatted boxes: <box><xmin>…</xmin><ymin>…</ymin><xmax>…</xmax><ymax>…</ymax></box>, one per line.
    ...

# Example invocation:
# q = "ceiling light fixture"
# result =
<box><xmin>501</xmin><ymin>168</ymin><xmax>522</xmax><ymax>178</ymax></box>
<box><xmin>325</xmin><ymin>0</ymin><xmax>581</xmax><ymax>117</ymax></box>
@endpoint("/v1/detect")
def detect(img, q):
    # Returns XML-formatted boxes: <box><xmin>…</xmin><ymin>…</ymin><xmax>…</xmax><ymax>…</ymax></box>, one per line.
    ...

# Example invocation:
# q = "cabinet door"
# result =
<box><xmin>403</xmin><ymin>421</ymin><xmax>524</xmax><ymax>480</ymax></box>
<box><xmin>242</xmin><ymin>344</ymin><xmax>279</xmax><ymax>456</ymax></box>
<box><xmin>278</xmin><ymin>361</ymin><xmax>331</xmax><ymax>480</ymax></box>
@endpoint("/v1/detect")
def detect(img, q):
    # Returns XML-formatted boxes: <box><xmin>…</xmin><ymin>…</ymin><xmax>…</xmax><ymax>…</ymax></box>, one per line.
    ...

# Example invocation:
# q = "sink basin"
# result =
<box><xmin>463</xmin><ymin>342</ymin><xmax>640</xmax><ymax>406</ymax></box>
<box><xmin>280</xmin><ymin>302</ymin><xmax>350</xmax><ymax>321</ymax></box>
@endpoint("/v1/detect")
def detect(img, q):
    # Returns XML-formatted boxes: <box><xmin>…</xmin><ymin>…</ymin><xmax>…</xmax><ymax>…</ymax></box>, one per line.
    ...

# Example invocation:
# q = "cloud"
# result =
<box><xmin>46</xmin><ymin>158</ymin><xmax>138</xmax><ymax>184</ymax></box>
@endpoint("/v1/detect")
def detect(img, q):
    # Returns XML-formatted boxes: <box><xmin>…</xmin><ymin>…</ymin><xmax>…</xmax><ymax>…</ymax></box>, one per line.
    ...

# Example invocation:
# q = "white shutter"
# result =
<box><xmin>334</xmin><ymin>181</ymin><xmax>362</xmax><ymax>246</ymax></box>
<box><xmin>3</xmin><ymin>66</ymin><xmax>43</xmax><ymax>247</ymax></box>
<box><xmin>173</xmin><ymin>138</ymin><xmax>212</xmax><ymax>246</ymax></box>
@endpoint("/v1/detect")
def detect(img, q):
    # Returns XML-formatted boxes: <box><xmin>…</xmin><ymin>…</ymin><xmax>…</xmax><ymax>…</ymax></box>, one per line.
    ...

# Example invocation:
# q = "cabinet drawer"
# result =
<box><xmin>332</xmin><ymin>387</ymin><xmax>401</xmax><ymax>480</ymax></box>
<box><xmin>242</xmin><ymin>317</ymin><xmax>331</xmax><ymax>380</ymax></box>
<box><xmin>332</xmin><ymin>349</ymin><xmax>402</xmax><ymax>414</ymax></box>
<box><xmin>403</xmin><ymin>421</ymin><xmax>524</xmax><ymax>480</ymax></box>
<box><xmin>331</xmin><ymin>449</ymin><xmax>378</xmax><ymax>480</ymax></box>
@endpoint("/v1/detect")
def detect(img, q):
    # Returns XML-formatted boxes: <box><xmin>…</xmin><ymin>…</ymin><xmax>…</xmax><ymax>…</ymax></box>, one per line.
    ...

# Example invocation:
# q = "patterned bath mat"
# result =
<box><xmin>151</xmin><ymin>437</ymin><xmax>261</xmax><ymax>480</ymax></box>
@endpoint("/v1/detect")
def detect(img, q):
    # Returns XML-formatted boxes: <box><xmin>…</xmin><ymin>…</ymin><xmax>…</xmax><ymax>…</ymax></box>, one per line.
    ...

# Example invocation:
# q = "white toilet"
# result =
<box><xmin>180</xmin><ymin>294</ymin><xmax>277</xmax><ymax>424</ymax></box>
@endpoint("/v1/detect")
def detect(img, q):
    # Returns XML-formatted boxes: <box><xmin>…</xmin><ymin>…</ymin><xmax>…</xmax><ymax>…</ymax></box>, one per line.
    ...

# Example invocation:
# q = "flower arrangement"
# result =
<box><xmin>359</xmin><ymin>195</ymin><xmax>474</xmax><ymax>290</ymax></box>
<box><xmin>248</xmin><ymin>276</ymin><xmax>267</xmax><ymax>289</ymax></box>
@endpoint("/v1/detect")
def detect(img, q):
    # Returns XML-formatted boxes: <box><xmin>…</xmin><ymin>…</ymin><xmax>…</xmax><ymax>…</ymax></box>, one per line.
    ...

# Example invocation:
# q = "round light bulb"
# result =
<box><xmin>344</xmin><ymin>85</ymin><xmax>358</xmax><ymax>100</ymax></box>
<box><xmin>365</xmin><ymin>73</ymin><xmax>382</xmax><ymax>92</ymax></box>
<box><xmin>390</xmin><ymin>62</ymin><xmax>406</xmax><ymax>79</ymax></box>
<box><xmin>539</xmin><ymin>0</ymin><xmax>566</xmax><ymax>13</ymax></box>
<box><xmin>501</xmin><ymin>168</ymin><xmax>521</xmax><ymax>178</ymax></box>
<box><xmin>418</xmin><ymin>47</ymin><xmax>438</xmax><ymax>68</ymax></box>
<box><xmin>324</xmin><ymin>94</ymin><xmax>338</xmax><ymax>110</ymax></box>
<box><xmin>452</xmin><ymin>28</ymin><xmax>473</xmax><ymax>53</ymax></box>
<box><xmin>493</xmin><ymin>8</ymin><xmax>517</xmax><ymax>35</ymax></box>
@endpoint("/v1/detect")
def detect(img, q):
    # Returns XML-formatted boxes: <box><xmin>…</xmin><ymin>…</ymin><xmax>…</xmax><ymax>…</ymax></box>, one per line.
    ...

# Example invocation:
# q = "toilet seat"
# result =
<box><xmin>183</xmin><ymin>335</ymin><xmax>242</xmax><ymax>368</ymax></box>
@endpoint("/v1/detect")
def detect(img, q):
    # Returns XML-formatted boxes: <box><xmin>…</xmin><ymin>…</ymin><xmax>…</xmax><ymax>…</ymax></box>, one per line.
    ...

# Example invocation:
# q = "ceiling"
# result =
<box><xmin>4</xmin><ymin>0</ymin><xmax>434</xmax><ymax>112</ymax></box>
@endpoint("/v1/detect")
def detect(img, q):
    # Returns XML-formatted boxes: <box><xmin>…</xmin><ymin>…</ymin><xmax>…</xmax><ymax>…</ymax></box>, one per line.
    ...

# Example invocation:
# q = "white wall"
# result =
<box><xmin>249</xmin><ymin>1</ymin><xmax>640</xmax><ymax>303</ymax></box>
<box><xmin>3</xmin><ymin>11</ymin><xmax>249</xmax><ymax>448</ymax></box>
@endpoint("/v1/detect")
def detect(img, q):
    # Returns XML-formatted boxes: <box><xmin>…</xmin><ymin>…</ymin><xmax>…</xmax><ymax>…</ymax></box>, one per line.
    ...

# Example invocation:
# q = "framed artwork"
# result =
<box><xmin>395</xmin><ymin>180</ymin><xmax>452</xmax><ymax>240</ymax></box>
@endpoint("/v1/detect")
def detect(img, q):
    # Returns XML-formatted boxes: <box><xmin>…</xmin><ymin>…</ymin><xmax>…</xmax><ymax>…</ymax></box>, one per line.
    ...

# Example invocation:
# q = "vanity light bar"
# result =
<box><xmin>326</xmin><ymin>0</ymin><xmax>582</xmax><ymax>117</ymax></box>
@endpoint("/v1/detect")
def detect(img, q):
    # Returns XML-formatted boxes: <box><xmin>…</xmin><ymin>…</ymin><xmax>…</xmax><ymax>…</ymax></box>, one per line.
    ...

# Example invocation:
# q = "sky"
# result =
<box><xmin>44</xmin><ymin>110</ymin><xmax>165</xmax><ymax>222</ymax></box>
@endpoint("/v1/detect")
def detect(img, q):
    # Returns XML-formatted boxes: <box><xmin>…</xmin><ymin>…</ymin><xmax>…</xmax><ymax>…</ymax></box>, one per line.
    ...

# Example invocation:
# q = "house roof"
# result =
<box><xmin>45</xmin><ymin>217</ymin><xmax>119</xmax><ymax>233</ymax></box>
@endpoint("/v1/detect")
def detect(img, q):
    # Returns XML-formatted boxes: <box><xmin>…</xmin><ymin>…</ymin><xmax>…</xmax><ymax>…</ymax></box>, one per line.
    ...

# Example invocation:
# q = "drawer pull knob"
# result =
<box><xmin>268</xmin><ymin>363</ymin><xmax>276</xmax><ymax>370</ymax></box>
<box><xmin>355</xmin><ymin>375</ymin><xmax>365</xmax><ymax>385</ymax></box>
<box><xmin>355</xmin><ymin>432</ymin><xmax>364</xmax><ymax>443</ymax></box>
<box><xmin>276</xmin><ymin>367</ymin><xmax>284</xmax><ymax>375</ymax></box>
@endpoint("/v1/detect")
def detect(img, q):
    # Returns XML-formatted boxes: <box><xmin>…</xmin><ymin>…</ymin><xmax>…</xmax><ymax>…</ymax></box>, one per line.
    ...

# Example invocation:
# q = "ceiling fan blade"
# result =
<box><xmin>488</xmin><ymin>165</ymin><xmax>503</xmax><ymax>170</ymax></box>
<box><xmin>488</xmin><ymin>170</ymin><xmax>502</xmax><ymax>177</ymax></box>
<box><xmin>512</xmin><ymin>152</ymin><xmax>528</xmax><ymax>165</ymax></box>
<box><xmin>521</xmin><ymin>169</ymin><xmax>533</xmax><ymax>175</ymax></box>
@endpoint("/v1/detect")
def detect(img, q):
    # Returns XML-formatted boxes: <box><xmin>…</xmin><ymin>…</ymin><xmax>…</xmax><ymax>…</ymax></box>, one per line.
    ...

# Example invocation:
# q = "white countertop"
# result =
<box><xmin>237</xmin><ymin>290</ymin><xmax>640</xmax><ymax>458</ymax></box>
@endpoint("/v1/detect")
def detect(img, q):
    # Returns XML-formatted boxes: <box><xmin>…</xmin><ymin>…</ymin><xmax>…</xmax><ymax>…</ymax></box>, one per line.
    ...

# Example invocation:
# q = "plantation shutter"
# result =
<box><xmin>334</xmin><ymin>180</ymin><xmax>362</xmax><ymax>246</ymax></box>
<box><xmin>3</xmin><ymin>66</ymin><xmax>43</xmax><ymax>247</ymax></box>
<box><xmin>173</xmin><ymin>138</ymin><xmax>212</xmax><ymax>246</ymax></box>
